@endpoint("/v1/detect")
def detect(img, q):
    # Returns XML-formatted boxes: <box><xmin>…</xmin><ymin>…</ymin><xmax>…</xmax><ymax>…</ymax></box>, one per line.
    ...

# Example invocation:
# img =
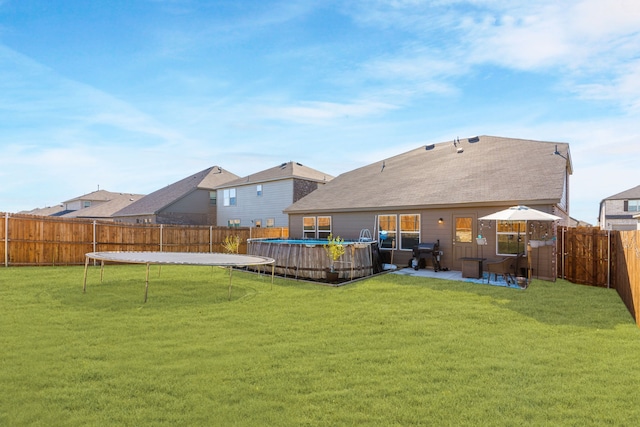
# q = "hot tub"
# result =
<box><xmin>247</xmin><ymin>238</ymin><xmax>377</xmax><ymax>281</ymax></box>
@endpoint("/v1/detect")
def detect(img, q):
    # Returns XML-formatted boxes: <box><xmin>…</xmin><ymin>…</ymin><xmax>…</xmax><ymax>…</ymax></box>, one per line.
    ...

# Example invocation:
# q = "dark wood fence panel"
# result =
<box><xmin>558</xmin><ymin>227</ymin><xmax>614</xmax><ymax>287</ymax></box>
<box><xmin>0</xmin><ymin>213</ymin><xmax>288</xmax><ymax>266</ymax></box>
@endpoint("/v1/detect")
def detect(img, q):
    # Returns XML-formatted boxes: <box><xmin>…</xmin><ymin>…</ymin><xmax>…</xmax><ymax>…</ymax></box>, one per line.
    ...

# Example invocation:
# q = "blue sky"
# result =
<box><xmin>1</xmin><ymin>0</ymin><xmax>639</xmax><ymax>224</ymax></box>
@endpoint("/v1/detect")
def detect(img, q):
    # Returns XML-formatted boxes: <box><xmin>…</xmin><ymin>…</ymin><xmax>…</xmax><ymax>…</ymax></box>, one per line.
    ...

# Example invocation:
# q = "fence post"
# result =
<box><xmin>92</xmin><ymin>221</ymin><xmax>97</xmax><ymax>254</ymax></box>
<box><xmin>4</xmin><ymin>212</ymin><xmax>8</xmax><ymax>267</ymax></box>
<box><xmin>210</xmin><ymin>226</ymin><xmax>213</xmax><ymax>253</ymax></box>
<box><xmin>160</xmin><ymin>224</ymin><xmax>163</xmax><ymax>252</ymax></box>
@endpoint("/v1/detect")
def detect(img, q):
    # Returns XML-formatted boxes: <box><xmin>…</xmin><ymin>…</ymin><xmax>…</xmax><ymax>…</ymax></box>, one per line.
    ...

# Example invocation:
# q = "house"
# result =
<box><xmin>215</xmin><ymin>161</ymin><xmax>333</xmax><ymax>228</ymax></box>
<box><xmin>112</xmin><ymin>166</ymin><xmax>239</xmax><ymax>225</ymax></box>
<box><xmin>62</xmin><ymin>193</ymin><xmax>145</xmax><ymax>220</ymax></box>
<box><xmin>21</xmin><ymin>190</ymin><xmax>142</xmax><ymax>218</ymax></box>
<box><xmin>598</xmin><ymin>185</ymin><xmax>640</xmax><ymax>231</ymax></box>
<box><xmin>284</xmin><ymin>136</ymin><xmax>572</xmax><ymax>281</ymax></box>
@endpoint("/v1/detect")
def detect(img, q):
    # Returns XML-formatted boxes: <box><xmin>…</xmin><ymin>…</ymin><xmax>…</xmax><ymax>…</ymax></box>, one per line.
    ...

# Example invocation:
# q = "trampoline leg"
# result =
<box><xmin>100</xmin><ymin>260</ymin><xmax>104</xmax><ymax>284</ymax></box>
<box><xmin>271</xmin><ymin>263</ymin><xmax>274</xmax><ymax>290</ymax></box>
<box><xmin>144</xmin><ymin>263</ymin><xmax>150</xmax><ymax>303</ymax></box>
<box><xmin>83</xmin><ymin>256</ymin><xmax>90</xmax><ymax>293</ymax></box>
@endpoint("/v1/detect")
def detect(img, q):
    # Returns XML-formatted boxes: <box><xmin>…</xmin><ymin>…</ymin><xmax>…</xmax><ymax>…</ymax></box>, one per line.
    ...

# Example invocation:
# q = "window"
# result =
<box><xmin>303</xmin><ymin>217</ymin><xmax>316</xmax><ymax>239</ymax></box>
<box><xmin>400</xmin><ymin>214</ymin><xmax>420</xmax><ymax>250</ymax></box>
<box><xmin>257</xmin><ymin>185</ymin><xmax>263</xmax><ymax>196</ymax></box>
<box><xmin>266</xmin><ymin>218</ymin><xmax>275</xmax><ymax>228</ymax></box>
<box><xmin>83</xmin><ymin>201</ymin><xmax>91</xmax><ymax>208</ymax></box>
<box><xmin>627</xmin><ymin>200</ymin><xmax>640</xmax><ymax>212</ymax></box>
<box><xmin>223</xmin><ymin>189</ymin><xmax>236</xmax><ymax>206</ymax></box>
<box><xmin>209</xmin><ymin>191</ymin><xmax>217</xmax><ymax>206</ymax></box>
<box><xmin>228</xmin><ymin>219</ymin><xmax>240</xmax><ymax>227</ymax></box>
<box><xmin>496</xmin><ymin>220</ymin><xmax>526</xmax><ymax>255</ymax></box>
<box><xmin>254</xmin><ymin>219</ymin><xmax>262</xmax><ymax>228</ymax></box>
<box><xmin>378</xmin><ymin>215</ymin><xmax>397</xmax><ymax>249</ymax></box>
<box><xmin>318</xmin><ymin>216</ymin><xmax>332</xmax><ymax>239</ymax></box>
<box><xmin>455</xmin><ymin>217</ymin><xmax>473</xmax><ymax>243</ymax></box>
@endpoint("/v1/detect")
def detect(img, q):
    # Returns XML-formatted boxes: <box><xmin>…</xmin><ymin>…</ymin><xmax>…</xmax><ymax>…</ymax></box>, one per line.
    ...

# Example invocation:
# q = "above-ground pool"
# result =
<box><xmin>247</xmin><ymin>238</ymin><xmax>378</xmax><ymax>281</ymax></box>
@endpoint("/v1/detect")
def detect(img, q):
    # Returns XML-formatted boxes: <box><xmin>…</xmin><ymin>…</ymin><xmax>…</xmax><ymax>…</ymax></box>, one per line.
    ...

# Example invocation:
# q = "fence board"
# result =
<box><xmin>0</xmin><ymin>213</ymin><xmax>288</xmax><ymax>266</ymax></box>
<box><xmin>558</xmin><ymin>227</ymin><xmax>613</xmax><ymax>287</ymax></box>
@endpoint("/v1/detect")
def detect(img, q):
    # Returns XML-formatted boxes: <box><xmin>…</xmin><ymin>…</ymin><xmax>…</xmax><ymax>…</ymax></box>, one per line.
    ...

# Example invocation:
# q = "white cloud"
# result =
<box><xmin>257</xmin><ymin>99</ymin><xmax>398</xmax><ymax>124</ymax></box>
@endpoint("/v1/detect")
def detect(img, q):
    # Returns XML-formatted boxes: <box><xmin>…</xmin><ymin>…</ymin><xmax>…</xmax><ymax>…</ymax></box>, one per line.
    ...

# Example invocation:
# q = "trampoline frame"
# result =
<box><xmin>83</xmin><ymin>251</ymin><xmax>275</xmax><ymax>302</ymax></box>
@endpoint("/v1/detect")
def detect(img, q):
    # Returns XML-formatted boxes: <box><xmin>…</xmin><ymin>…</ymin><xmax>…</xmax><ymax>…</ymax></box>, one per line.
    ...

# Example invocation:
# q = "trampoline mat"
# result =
<box><xmin>86</xmin><ymin>251</ymin><xmax>274</xmax><ymax>266</ymax></box>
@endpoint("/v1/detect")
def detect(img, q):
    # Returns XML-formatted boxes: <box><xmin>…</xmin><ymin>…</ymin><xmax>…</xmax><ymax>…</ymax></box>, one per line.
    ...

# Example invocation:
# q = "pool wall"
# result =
<box><xmin>247</xmin><ymin>239</ymin><xmax>375</xmax><ymax>281</ymax></box>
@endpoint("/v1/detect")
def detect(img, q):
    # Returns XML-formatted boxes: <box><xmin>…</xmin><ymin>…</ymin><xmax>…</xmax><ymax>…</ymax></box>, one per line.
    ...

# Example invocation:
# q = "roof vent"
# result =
<box><xmin>296</xmin><ymin>162</ymin><xmax>303</xmax><ymax>166</ymax></box>
<box><xmin>456</xmin><ymin>147</ymin><xmax>464</xmax><ymax>154</ymax></box>
<box><xmin>468</xmin><ymin>136</ymin><xmax>480</xmax><ymax>143</ymax></box>
<box><xmin>425</xmin><ymin>144</ymin><xmax>435</xmax><ymax>151</ymax></box>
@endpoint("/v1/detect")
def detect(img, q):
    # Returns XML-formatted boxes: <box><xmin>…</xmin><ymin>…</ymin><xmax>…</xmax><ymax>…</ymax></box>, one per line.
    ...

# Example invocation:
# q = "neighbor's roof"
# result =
<box><xmin>62</xmin><ymin>189</ymin><xmax>122</xmax><ymax>204</ymax></box>
<box><xmin>602</xmin><ymin>185</ymin><xmax>640</xmax><ymax>200</ymax></box>
<box><xmin>217</xmin><ymin>161</ymin><xmax>333</xmax><ymax>188</ymax></box>
<box><xmin>285</xmin><ymin>135</ymin><xmax>571</xmax><ymax>213</ymax></box>
<box><xmin>63</xmin><ymin>193</ymin><xmax>145</xmax><ymax>219</ymax></box>
<box><xmin>114</xmin><ymin>166</ymin><xmax>239</xmax><ymax>217</ymax></box>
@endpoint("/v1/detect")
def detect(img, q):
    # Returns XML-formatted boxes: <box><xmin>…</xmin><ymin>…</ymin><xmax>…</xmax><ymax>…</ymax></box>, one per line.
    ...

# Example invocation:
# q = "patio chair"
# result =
<box><xmin>486</xmin><ymin>253</ymin><xmax>524</xmax><ymax>285</ymax></box>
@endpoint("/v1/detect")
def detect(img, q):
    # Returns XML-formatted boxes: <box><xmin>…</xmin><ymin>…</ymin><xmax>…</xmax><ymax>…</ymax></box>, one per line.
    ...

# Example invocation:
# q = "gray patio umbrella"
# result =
<box><xmin>479</xmin><ymin>205</ymin><xmax>561</xmax><ymax>285</ymax></box>
<box><xmin>478</xmin><ymin>205</ymin><xmax>561</xmax><ymax>222</ymax></box>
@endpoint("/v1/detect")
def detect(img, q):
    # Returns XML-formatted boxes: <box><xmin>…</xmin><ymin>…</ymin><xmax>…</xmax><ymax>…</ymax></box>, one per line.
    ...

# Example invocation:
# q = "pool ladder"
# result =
<box><xmin>358</xmin><ymin>228</ymin><xmax>373</xmax><ymax>242</ymax></box>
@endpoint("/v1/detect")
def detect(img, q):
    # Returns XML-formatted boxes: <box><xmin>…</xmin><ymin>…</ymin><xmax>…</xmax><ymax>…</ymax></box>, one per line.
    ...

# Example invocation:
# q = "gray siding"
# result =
<box><xmin>217</xmin><ymin>180</ymin><xmax>293</xmax><ymax>227</ymax></box>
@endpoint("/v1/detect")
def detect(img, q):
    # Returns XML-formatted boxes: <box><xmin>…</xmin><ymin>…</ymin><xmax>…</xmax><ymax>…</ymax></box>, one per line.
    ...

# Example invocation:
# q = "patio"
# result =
<box><xmin>392</xmin><ymin>267</ymin><xmax>526</xmax><ymax>289</ymax></box>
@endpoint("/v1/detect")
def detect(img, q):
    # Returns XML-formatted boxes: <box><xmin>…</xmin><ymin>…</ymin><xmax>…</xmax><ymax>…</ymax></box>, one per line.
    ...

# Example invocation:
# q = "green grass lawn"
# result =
<box><xmin>1</xmin><ymin>265</ymin><xmax>639</xmax><ymax>426</ymax></box>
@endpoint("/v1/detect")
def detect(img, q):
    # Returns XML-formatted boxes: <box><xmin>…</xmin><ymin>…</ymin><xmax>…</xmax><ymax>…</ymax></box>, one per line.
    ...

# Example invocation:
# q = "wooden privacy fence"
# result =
<box><xmin>0</xmin><ymin>213</ymin><xmax>288</xmax><ymax>267</ymax></box>
<box><xmin>558</xmin><ymin>227</ymin><xmax>640</xmax><ymax>327</ymax></box>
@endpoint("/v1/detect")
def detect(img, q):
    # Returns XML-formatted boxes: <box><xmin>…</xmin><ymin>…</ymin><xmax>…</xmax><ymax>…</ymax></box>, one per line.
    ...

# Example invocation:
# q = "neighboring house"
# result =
<box><xmin>112</xmin><ymin>166</ymin><xmax>239</xmax><ymax>225</ymax></box>
<box><xmin>63</xmin><ymin>193</ymin><xmax>145</xmax><ymax>220</ymax></box>
<box><xmin>567</xmin><ymin>217</ymin><xmax>592</xmax><ymax>227</ymax></box>
<box><xmin>21</xmin><ymin>190</ymin><xmax>141</xmax><ymax>217</ymax></box>
<box><xmin>598</xmin><ymin>185</ymin><xmax>640</xmax><ymax>231</ymax></box>
<box><xmin>284</xmin><ymin>136</ymin><xmax>572</xmax><ymax>281</ymax></box>
<box><xmin>634</xmin><ymin>213</ymin><xmax>640</xmax><ymax>230</ymax></box>
<box><xmin>216</xmin><ymin>161</ymin><xmax>333</xmax><ymax>228</ymax></box>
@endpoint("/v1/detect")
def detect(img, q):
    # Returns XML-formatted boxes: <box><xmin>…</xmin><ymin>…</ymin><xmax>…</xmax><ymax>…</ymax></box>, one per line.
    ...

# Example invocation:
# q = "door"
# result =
<box><xmin>452</xmin><ymin>214</ymin><xmax>477</xmax><ymax>270</ymax></box>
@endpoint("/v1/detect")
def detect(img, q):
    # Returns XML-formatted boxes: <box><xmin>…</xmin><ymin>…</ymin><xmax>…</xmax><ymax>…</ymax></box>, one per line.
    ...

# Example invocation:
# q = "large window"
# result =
<box><xmin>496</xmin><ymin>220</ymin><xmax>526</xmax><ymax>255</ymax></box>
<box><xmin>223</xmin><ymin>189</ymin><xmax>236</xmax><ymax>206</ymax></box>
<box><xmin>303</xmin><ymin>217</ymin><xmax>316</xmax><ymax>239</ymax></box>
<box><xmin>400</xmin><ymin>214</ymin><xmax>420</xmax><ymax>249</ymax></box>
<box><xmin>378</xmin><ymin>215</ymin><xmax>397</xmax><ymax>249</ymax></box>
<box><xmin>303</xmin><ymin>216</ymin><xmax>332</xmax><ymax>239</ymax></box>
<box><xmin>627</xmin><ymin>200</ymin><xmax>640</xmax><ymax>212</ymax></box>
<box><xmin>378</xmin><ymin>214</ymin><xmax>421</xmax><ymax>250</ymax></box>
<box><xmin>228</xmin><ymin>219</ymin><xmax>240</xmax><ymax>228</ymax></box>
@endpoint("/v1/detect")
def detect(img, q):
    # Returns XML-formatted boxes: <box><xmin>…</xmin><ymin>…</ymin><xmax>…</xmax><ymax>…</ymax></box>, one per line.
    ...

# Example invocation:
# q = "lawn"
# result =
<box><xmin>1</xmin><ymin>265</ymin><xmax>639</xmax><ymax>426</ymax></box>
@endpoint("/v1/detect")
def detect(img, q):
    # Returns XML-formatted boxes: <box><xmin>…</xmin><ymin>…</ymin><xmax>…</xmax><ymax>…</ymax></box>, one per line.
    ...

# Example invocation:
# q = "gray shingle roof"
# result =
<box><xmin>604</xmin><ymin>185</ymin><xmax>640</xmax><ymax>200</ymax></box>
<box><xmin>64</xmin><ymin>193</ymin><xmax>145</xmax><ymax>218</ymax></box>
<box><xmin>285</xmin><ymin>135</ymin><xmax>571</xmax><ymax>213</ymax></box>
<box><xmin>217</xmin><ymin>161</ymin><xmax>333</xmax><ymax>188</ymax></box>
<box><xmin>62</xmin><ymin>190</ymin><xmax>121</xmax><ymax>204</ymax></box>
<box><xmin>114</xmin><ymin>166</ymin><xmax>239</xmax><ymax>216</ymax></box>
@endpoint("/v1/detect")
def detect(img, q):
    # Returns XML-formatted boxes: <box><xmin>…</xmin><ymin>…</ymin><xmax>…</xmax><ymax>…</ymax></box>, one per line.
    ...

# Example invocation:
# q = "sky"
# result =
<box><xmin>1</xmin><ymin>0</ymin><xmax>639</xmax><ymax>224</ymax></box>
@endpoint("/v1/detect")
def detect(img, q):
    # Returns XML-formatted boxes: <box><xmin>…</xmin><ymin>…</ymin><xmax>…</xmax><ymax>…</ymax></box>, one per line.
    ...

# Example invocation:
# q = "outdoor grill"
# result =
<box><xmin>411</xmin><ymin>241</ymin><xmax>442</xmax><ymax>272</ymax></box>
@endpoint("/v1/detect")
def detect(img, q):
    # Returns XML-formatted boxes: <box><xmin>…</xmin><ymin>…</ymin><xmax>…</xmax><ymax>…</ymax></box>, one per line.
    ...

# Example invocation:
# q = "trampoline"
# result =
<box><xmin>83</xmin><ymin>251</ymin><xmax>275</xmax><ymax>302</ymax></box>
